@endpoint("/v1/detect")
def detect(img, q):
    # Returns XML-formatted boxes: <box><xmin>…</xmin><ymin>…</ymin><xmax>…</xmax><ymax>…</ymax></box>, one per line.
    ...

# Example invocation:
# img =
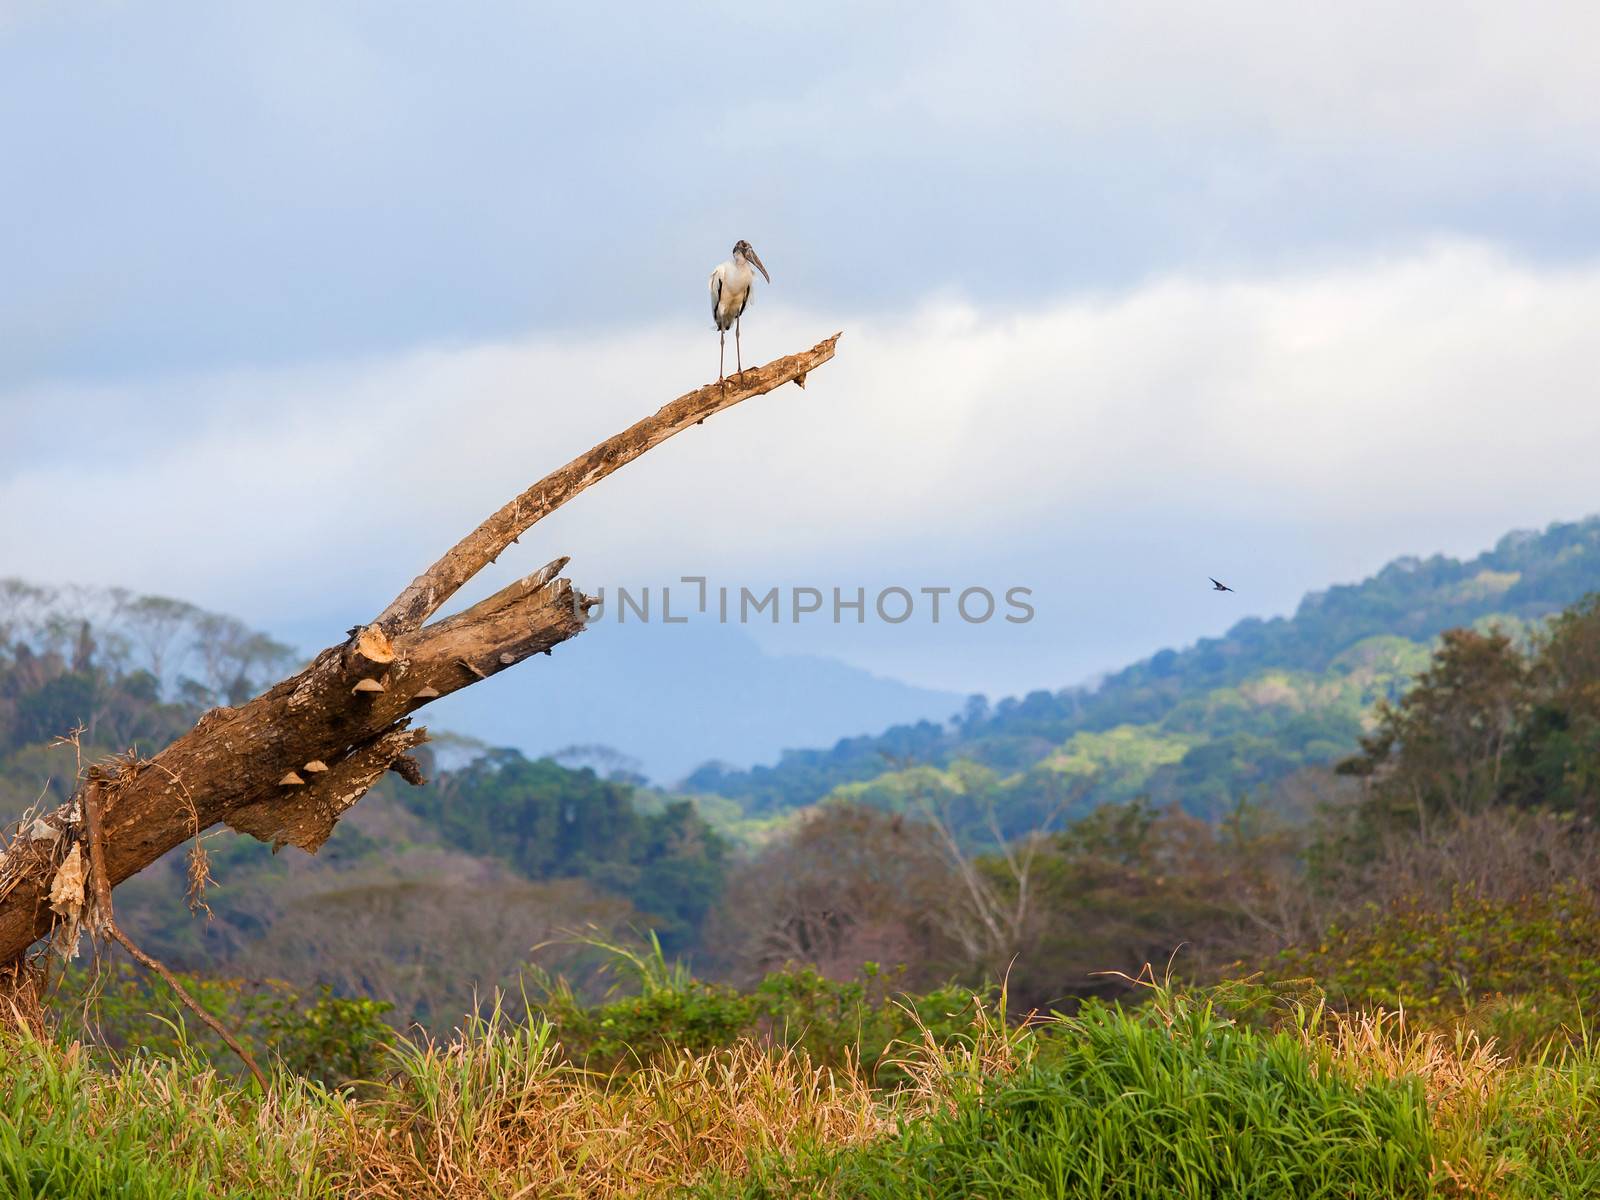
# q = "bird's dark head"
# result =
<box><xmin>733</xmin><ymin>240</ymin><xmax>770</xmax><ymax>283</ymax></box>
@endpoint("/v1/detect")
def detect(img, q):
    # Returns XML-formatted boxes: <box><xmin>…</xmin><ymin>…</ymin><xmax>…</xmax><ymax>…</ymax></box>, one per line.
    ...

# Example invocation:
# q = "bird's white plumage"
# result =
<box><xmin>709</xmin><ymin>257</ymin><xmax>755</xmax><ymax>332</ymax></box>
<box><xmin>708</xmin><ymin>241</ymin><xmax>769</xmax><ymax>381</ymax></box>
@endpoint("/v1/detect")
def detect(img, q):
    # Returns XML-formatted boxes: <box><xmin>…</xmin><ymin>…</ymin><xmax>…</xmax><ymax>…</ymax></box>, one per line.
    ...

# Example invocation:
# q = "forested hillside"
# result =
<box><xmin>8</xmin><ymin>514</ymin><xmax>1600</xmax><ymax>1026</ymax></box>
<box><xmin>686</xmin><ymin>517</ymin><xmax>1600</xmax><ymax>828</ymax></box>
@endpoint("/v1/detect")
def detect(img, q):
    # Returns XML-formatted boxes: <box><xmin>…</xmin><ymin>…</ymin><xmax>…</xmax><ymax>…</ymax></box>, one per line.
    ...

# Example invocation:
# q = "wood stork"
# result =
<box><xmin>709</xmin><ymin>240</ymin><xmax>770</xmax><ymax>382</ymax></box>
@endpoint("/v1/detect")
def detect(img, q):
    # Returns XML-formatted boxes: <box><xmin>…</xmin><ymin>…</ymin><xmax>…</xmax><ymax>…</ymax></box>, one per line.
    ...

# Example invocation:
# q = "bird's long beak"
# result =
<box><xmin>747</xmin><ymin>248</ymin><xmax>771</xmax><ymax>283</ymax></box>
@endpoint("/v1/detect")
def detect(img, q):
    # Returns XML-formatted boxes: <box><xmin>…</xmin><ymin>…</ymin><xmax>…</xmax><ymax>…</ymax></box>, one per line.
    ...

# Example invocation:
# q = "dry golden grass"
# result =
<box><xmin>1300</xmin><ymin>1006</ymin><xmax>1514</xmax><ymax>1196</ymax></box>
<box><xmin>329</xmin><ymin>1020</ymin><xmax>888</xmax><ymax>1199</ymax></box>
<box><xmin>1312</xmin><ymin>1006</ymin><xmax>1506</xmax><ymax>1117</ymax></box>
<box><xmin>882</xmin><ymin>988</ymin><xmax>1034</xmax><ymax>1119</ymax></box>
<box><xmin>5</xmin><ymin>1015</ymin><xmax>892</xmax><ymax>1199</ymax></box>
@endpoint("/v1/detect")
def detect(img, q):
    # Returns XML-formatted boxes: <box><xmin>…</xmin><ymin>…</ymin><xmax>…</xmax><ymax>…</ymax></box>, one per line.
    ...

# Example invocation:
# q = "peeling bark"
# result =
<box><xmin>0</xmin><ymin>334</ymin><xmax>841</xmax><ymax>966</ymax></box>
<box><xmin>228</xmin><ymin>724</ymin><xmax>430</xmax><ymax>853</ymax></box>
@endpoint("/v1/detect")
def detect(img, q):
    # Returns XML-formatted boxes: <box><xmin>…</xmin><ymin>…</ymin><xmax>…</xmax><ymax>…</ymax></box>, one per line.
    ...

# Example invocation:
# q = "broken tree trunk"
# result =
<box><xmin>0</xmin><ymin>334</ymin><xmax>841</xmax><ymax>968</ymax></box>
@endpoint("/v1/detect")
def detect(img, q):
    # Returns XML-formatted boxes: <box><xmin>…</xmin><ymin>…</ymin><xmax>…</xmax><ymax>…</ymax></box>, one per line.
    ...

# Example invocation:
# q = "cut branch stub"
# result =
<box><xmin>346</xmin><ymin>624</ymin><xmax>396</xmax><ymax>668</ymax></box>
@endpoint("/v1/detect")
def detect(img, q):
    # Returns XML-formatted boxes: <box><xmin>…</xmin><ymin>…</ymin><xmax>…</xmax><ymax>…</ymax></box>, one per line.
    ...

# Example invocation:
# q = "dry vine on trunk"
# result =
<box><xmin>0</xmin><ymin>335</ymin><xmax>842</xmax><ymax>985</ymax></box>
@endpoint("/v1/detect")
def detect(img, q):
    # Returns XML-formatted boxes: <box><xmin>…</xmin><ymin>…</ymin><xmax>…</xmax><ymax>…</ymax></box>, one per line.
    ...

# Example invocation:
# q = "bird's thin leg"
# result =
<box><xmin>736</xmin><ymin>315</ymin><xmax>743</xmax><ymax>378</ymax></box>
<box><xmin>719</xmin><ymin>330</ymin><xmax>725</xmax><ymax>384</ymax></box>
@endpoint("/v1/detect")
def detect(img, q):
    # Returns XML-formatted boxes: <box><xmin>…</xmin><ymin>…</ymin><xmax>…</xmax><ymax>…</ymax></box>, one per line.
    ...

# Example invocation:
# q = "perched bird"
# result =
<box><xmin>1210</xmin><ymin>578</ymin><xmax>1235</xmax><ymax>592</ymax></box>
<box><xmin>708</xmin><ymin>240</ymin><xmax>770</xmax><ymax>382</ymax></box>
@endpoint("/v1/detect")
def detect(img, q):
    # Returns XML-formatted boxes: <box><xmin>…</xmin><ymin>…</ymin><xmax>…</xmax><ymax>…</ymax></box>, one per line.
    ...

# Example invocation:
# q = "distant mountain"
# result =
<box><xmin>685</xmin><ymin>517</ymin><xmax>1600</xmax><ymax>823</ymax></box>
<box><xmin>419</xmin><ymin>621</ymin><xmax>965</xmax><ymax>785</ymax></box>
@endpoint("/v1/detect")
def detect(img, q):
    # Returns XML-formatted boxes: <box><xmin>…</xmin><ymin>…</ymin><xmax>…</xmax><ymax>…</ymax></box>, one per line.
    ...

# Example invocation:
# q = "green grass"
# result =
<box><xmin>1464</xmin><ymin>1048</ymin><xmax>1600</xmax><ymax>1197</ymax></box>
<box><xmin>7</xmin><ymin>980</ymin><xmax>1600</xmax><ymax>1197</ymax></box>
<box><xmin>0</xmin><ymin>1034</ymin><xmax>338</xmax><ymax>1200</ymax></box>
<box><xmin>703</xmin><ymin>998</ymin><xmax>1436</xmax><ymax>1199</ymax></box>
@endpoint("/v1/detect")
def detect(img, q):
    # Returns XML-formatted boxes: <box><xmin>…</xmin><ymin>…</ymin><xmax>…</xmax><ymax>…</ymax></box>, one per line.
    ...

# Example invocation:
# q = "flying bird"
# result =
<box><xmin>1210</xmin><ymin>578</ymin><xmax>1234</xmax><ymax>592</ymax></box>
<box><xmin>709</xmin><ymin>240</ymin><xmax>770</xmax><ymax>382</ymax></box>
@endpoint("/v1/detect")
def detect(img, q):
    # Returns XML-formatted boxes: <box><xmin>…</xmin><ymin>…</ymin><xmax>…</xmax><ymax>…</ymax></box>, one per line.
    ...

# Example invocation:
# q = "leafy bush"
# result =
<box><xmin>1279</xmin><ymin>884</ymin><xmax>1600</xmax><ymax>1017</ymax></box>
<box><xmin>55</xmin><ymin>964</ymin><xmax>394</xmax><ymax>1089</ymax></box>
<box><xmin>251</xmin><ymin>985</ymin><xmax>395</xmax><ymax>1086</ymax></box>
<box><xmin>748</xmin><ymin>964</ymin><xmax>979</xmax><ymax>1085</ymax></box>
<box><xmin>533</xmin><ymin>936</ymin><xmax>986</xmax><ymax>1085</ymax></box>
<box><xmin>539</xmin><ymin>966</ymin><xmax>756</xmax><ymax>1068</ymax></box>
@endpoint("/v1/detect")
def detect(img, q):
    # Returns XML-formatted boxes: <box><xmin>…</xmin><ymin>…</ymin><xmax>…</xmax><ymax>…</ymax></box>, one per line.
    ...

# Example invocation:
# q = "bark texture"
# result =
<box><xmin>0</xmin><ymin>334</ymin><xmax>841</xmax><ymax>967</ymax></box>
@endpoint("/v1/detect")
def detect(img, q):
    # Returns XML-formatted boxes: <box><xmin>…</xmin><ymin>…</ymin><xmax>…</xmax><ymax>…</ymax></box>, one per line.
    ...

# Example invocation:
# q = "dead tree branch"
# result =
<box><xmin>376</xmin><ymin>333</ymin><xmax>841</xmax><ymax>636</ymax></box>
<box><xmin>0</xmin><ymin>334</ymin><xmax>841</xmax><ymax>968</ymax></box>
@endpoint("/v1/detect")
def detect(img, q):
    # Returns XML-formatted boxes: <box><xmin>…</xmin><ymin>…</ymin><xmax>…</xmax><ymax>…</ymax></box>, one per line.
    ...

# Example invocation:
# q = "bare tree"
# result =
<box><xmin>712</xmin><ymin>803</ymin><xmax>969</xmax><ymax>985</ymax></box>
<box><xmin>884</xmin><ymin>755</ymin><xmax>1083</xmax><ymax>979</ymax></box>
<box><xmin>119</xmin><ymin>595</ymin><xmax>202</xmax><ymax>688</ymax></box>
<box><xmin>241</xmin><ymin>875</ymin><xmax>632</xmax><ymax>1028</ymax></box>
<box><xmin>0</xmin><ymin>579</ymin><xmax>55</xmax><ymax>649</ymax></box>
<box><xmin>190</xmin><ymin>612</ymin><xmax>296</xmax><ymax>705</ymax></box>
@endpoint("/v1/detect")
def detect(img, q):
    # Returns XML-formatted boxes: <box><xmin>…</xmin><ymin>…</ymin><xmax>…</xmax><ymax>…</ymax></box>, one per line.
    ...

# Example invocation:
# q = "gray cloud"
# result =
<box><xmin>2</xmin><ymin>2</ymin><xmax>1596</xmax><ymax>383</ymax></box>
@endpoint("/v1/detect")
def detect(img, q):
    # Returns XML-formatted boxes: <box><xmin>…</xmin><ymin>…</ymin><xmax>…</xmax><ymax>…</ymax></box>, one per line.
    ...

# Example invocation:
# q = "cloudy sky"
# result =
<box><xmin>3</xmin><ymin>3</ymin><xmax>1599</xmax><ymax>772</ymax></box>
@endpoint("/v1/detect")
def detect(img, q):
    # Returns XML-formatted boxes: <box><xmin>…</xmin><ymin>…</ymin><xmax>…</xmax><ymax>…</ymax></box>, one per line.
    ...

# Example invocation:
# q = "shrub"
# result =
<box><xmin>53</xmin><ymin>964</ymin><xmax>394</xmax><ymax>1089</ymax></box>
<box><xmin>252</xmin><ymin>985</ymin><xmax>395</xmax><ymax>1088</ymax></box>
<box><xmin>533</xmin><ymin>935</ymin><xmax>989</xmax><ymax>1085</ymax></box>
<box><xmin>1278</xmin><ymin>884</ymin><xmax>1600</xmax><ymax>1017</ymax></box>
